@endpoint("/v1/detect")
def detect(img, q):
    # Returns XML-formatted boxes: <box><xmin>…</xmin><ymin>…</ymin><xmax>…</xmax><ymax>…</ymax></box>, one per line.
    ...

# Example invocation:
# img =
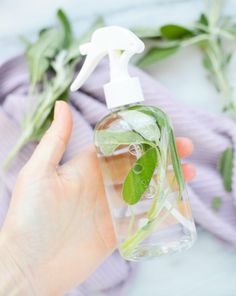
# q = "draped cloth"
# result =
<box><xmin>0</xmin><ymin>55</ymin><xmax>236</xmax><ymax>295</ymax></box>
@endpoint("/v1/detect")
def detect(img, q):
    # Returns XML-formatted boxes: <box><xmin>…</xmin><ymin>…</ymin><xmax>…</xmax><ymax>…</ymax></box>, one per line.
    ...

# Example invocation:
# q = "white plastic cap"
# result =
<box><xmin>70</xmin><ymin>26</ymin><xmax>145</xmax><ymax>109</ymax></box>
<box><xmin>104</xmin><ymin>77</ymin><xmax>143</xmax><ymax>109</ymax></box>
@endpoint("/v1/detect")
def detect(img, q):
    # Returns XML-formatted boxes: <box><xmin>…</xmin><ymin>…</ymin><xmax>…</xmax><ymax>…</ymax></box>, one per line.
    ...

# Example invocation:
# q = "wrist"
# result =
<box><xmin>0</xmin><ymin>233</ymin><xmax>65</xmax><ymax>296</ymax></box>
<box><xmin>0</xmin><ymin>233</ymin><xmax>37</xmax><ymax>296</ymax></box>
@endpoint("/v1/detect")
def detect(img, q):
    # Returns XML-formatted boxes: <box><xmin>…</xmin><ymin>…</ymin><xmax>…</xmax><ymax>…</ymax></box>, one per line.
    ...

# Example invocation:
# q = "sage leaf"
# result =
<box><xmin>119</xmin><ymin>110</ymin><xmax>160</xmax><ymax>143</ymax></box>
<box><xmin>128</xmin><ymin>105</ymin><xmax>171</xmax><ymax>130</ymax></box>
<box><xmin>212</xmin><ymin>196</ymin><xmax>222</xmax><ymax>211</ymax></box>
<box><xmin>27</xmin><ymin>28</ymin><xmax>63</xmax><ymax>87</ymax></box>
<box><xmin>122</xmin><ymin>147</ymin><xmax>158</xmax><ymax>205</ymax></box>
<box><xmin>95</xmin><ymin>130</ymin><xmax>145</xmax><ymax>156</ymax></box>
<box><xmin>218</xmin><ymin>147</ymin><xmax>233</xmax><ymax>192</ymax></box>
<box><xmin>198</xmin><ymin>13</ymin><xmax>208</xmax><ymax>26</ymax></box>
<box><xmin>137</xmin><ymin>46</ymin><xmax>179</xmax><ymax>67</ymax></box>
<box><xmin>26</xmin><ymin>9</ymin><xmax>74</xmax><ymax>88</ymax></box>
<box><xmin>160</xmin><ymin>24</ymin><xmax>193</xmax><ymax>40</ymax></box>
<box><xmin>57</xmin><ymin>9</ymin><xmax>73</xmax><ymax>48</ymax></box>
<box><xmin>133</xmin><ymin>106</ymin><xmax>185</xmax><ymax>192</ymax></box>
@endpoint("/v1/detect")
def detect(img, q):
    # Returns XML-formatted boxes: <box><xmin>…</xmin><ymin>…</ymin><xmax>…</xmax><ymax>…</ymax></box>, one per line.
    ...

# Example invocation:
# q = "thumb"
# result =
<box><xmin>27</xmin><ymin>101</ymin><xmax>73</xmax><ymax>170</ymax></box>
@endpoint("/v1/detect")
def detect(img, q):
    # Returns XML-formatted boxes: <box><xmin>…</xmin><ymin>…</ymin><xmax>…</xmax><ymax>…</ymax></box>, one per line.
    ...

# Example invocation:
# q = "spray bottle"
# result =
<box><xmin>71</xmin><ymin>26</ymin><xmax>196</xmax><ymax>261</ymax></box>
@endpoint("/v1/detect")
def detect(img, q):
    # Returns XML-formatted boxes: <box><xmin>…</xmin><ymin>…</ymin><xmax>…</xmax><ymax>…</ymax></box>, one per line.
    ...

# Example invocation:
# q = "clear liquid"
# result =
<box><xmin>98</xmin><ymin>145</ymin><xmax>196</xmax><ymax>261</ymax></box>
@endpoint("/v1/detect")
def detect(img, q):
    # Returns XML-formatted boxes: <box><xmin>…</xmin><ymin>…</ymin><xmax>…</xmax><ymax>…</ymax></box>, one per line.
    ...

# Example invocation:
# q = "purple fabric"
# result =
<box><xmin>0</xmin><ymin>55</ymin><xmax>236</xmax><ymax>295</ymax></box>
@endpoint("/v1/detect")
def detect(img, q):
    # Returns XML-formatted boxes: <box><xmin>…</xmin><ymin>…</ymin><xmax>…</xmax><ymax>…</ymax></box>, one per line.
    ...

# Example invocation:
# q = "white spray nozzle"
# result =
<box><xmin>70</xmin><ymin>26</ymin><xmax>145</xmax><ymax>109</ymax></box>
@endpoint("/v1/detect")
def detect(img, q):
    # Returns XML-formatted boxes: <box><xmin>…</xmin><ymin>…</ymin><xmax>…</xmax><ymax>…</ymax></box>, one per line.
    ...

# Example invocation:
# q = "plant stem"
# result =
<box><xmin>205</xmin><ymin>41</ymin><xmax>233</xmax><ymax>107</ymax></box>
<box><xmin>181</xmin><ymin>34</ymin><xmax>210</xmax><ymax>47</ymax></box>
<box><xmin>127</xmin><ymin>206</ymin><xmax>136</xmax><ymax>238</ymax></box>
<box><xmin>120</xmin><ymin>198</ymin><xmax>175</xmax><ymax>259</ymax></box>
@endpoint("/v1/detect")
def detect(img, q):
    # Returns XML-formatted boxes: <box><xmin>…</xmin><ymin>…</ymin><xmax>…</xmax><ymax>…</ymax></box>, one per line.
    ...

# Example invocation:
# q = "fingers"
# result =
<box><xmin>182</xmin><ymin>163</ymin><xmax>196</xmax><ymax>182</ymax></box>
<box><xmin>175</xmin><ymin>137</ymin><xmax>196</xmax><ymax>182</ymax></box>
<box><xmin>27</xmin><ymin>101</ymin><xmax>73</xmax><ymax>170</ymax></box>
<box><xmin>176</xmin><ymin>137</ymin><xmax>193</xmax><ymax>159</ymax></box>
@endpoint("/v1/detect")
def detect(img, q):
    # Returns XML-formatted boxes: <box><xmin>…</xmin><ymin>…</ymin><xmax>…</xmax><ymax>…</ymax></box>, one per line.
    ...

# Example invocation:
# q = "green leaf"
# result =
<box><xmin>95</xmin><ymin>130</ymin><xmax>145</xmax><ymax>156</ymax></box>
<box><xmin>198</xmin><ymin>14</ymin><xmax>208</xmax><ymax>26</ymax></box>
<box><xmin>64</xmin><ymin>39</ymin><xmax>82</xmax><ymax>63</ymax></box>
<box><xmin>119</xmin><ymin>110</ymin><xmax>160</xmax><ymax>143</ymax></box>
<box><xmin>57</xmin><ymin>9</ymin><xmax>73</xmax><ymax>48</ymax></box>
<box><xmin>26</xmin><ymin>9</ymin><xmax>74</xmax><ymax>87</ymax></box>
<box><xmin>128</xmin><ymin>105</ymin><xmax>185</xmax><ymax>192</ymax></box>
<box><xmin>160</xmin><ymin>24</ymin><xmax>193</xmax><ymax>40</ymax></box>
<box><xmin>137</xmin><ymin>46</ymin><xmax>179</xmax><ymax>67</ymax></box>
<box><xmin>39</xmin><ymin>27</ymin><xmax>51</xmax><ymax>36</ymax></box>
<box><xmin>122</xmin><ymin>147</ymin><xmax>158</xmax><ymax>205</ymax></box>
<box><xmin>218</xmin><ymin>147</ymin><xmax>233</xmax><ymax>192</ymax></box>
<box><xmin>26</xmin><ymin>28</ymin><xmax>64</xmax><ymax>87</ymax></box>
<box><xmin>128</xmin><ymin>105</ymin><xmax>171</xmax><ymax>133</ymax></box>
<box><xmin>131</xmin><ymin>27</ymin><xmax>160</xmax><ymax>38</ymax></box>
<box><xmin>212</xmin><ymin>196</ymin><xmax>222</xmax><ymax>211</ymax></box>
<box><xmin>169</xmin><ymin>129</ymin><xmax>185</xmax><ymax>192</ymax></box>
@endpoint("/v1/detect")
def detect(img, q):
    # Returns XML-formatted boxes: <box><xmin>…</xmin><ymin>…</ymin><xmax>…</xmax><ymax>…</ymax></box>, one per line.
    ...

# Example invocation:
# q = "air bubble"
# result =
<box><xmin>141</xmin><ymin>180</ymin><xmax>148</xmax><ymax>187</ymax></box>
<box><xmin>133</xmin><ymin>163</ymin><xmax>143</xmax><ymax>174</ymax></box>
<box><xmin>143</xmin><ymin>185</ymin><xmax>157</xmax><ymax>199</ymax></box>
<box><xmin>129</xmin><ymin>144</ymin><xmax>142</xmax><ymax>156</ymax></box>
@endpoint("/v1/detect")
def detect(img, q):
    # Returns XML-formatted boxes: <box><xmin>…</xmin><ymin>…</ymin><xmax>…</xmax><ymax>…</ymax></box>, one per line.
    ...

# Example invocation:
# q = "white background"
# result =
<box><xmin>1</xmin><ymin>0</ymin><xmax>236</xmax><ymax>295</ymax></box>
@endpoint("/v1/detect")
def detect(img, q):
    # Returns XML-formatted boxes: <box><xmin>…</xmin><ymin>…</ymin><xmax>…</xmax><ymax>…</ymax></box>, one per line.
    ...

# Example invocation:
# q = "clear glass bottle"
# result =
<box><xmin>95</xmin><ymin>104</ymin><xmax>196</xmax><ymax>261</ymax></box>
<box><xmin>70</xmin><ymin>26</ymin><xmax>197</xmax><ymax>261</ymax></box>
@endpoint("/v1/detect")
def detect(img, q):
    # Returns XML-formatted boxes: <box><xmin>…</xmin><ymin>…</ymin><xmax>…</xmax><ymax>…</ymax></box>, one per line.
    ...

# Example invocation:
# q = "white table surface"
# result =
<box><xmin>1</xmin><ymin>0</ymin><xmax>236</xmax><ymax>295</ymax></box>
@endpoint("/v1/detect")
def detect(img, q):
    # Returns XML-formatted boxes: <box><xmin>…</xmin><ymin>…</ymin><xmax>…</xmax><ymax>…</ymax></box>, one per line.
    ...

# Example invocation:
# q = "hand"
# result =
<box><xmin>0</xmin><ymin>101</ymin><xmax>196</xmax><ymax>295</ymax></box>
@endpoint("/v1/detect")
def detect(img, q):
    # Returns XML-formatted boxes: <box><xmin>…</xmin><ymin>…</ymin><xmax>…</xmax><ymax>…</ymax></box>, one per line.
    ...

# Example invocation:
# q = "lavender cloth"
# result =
<box><xmin>0</xmin><ymin>55</ymin><xmax>236</xmax><ymax>295</ymax></box>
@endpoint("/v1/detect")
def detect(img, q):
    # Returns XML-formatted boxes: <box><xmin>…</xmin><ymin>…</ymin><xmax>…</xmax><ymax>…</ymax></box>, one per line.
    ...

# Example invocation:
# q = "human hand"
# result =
<box><xmin>0</xmin><ymin>101</ymin><xmax>196</xmax><ymax>295</ymax></box>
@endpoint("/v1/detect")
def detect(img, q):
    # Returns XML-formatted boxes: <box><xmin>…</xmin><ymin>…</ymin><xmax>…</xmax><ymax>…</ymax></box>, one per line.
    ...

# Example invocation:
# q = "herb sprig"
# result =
<box><xmin>4</xmin><ymin>10</ymin><xmax>103</xmax><ymax>168</ymax></box>
<box><xmin>135</xmin><ymin>1</ymin><xmax>236</xmax><ymax>116</ymax></box>
<box><xmin>95</xmin><ymin>105</ymin><xmax>186</xmax><ymax>257</ymax></box>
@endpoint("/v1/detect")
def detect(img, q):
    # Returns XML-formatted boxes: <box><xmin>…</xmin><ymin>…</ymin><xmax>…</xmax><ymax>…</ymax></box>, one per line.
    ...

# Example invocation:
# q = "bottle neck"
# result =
<box><xmin>104</xmin><ymin>77</ymin><xmax>144</xmax><ymax>109</ymax></box>
<box><xmin>110</xmin><ymin>102</ymin><xmax>141</xmax><ymax>113</ymax></box>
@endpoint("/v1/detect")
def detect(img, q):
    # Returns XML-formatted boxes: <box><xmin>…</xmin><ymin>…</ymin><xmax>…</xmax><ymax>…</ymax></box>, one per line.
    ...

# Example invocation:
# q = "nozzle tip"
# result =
<box><xmin>70</xmin><ymin>82</ymin><xmax>77</xmax><ymax>92</ymax></box>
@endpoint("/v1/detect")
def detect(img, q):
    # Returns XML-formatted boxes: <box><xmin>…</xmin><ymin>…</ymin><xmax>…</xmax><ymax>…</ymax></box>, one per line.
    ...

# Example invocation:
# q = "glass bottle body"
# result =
<box><xmin>95</xmin><ymin>104</ymin><xmax>196</xmax><ymax>261</ymax></box>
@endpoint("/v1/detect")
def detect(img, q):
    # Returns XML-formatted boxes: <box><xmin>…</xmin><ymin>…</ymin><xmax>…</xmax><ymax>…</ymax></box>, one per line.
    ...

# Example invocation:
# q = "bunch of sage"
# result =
<box><xmin>136</xmin><ymin>1</ymin><xmax>236</xmax><ymax>114</ymax></box>
<box><xmin>4</xmin><ymin>9</ymin><xmax>103</xmax><ymax>168</ymax></box>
